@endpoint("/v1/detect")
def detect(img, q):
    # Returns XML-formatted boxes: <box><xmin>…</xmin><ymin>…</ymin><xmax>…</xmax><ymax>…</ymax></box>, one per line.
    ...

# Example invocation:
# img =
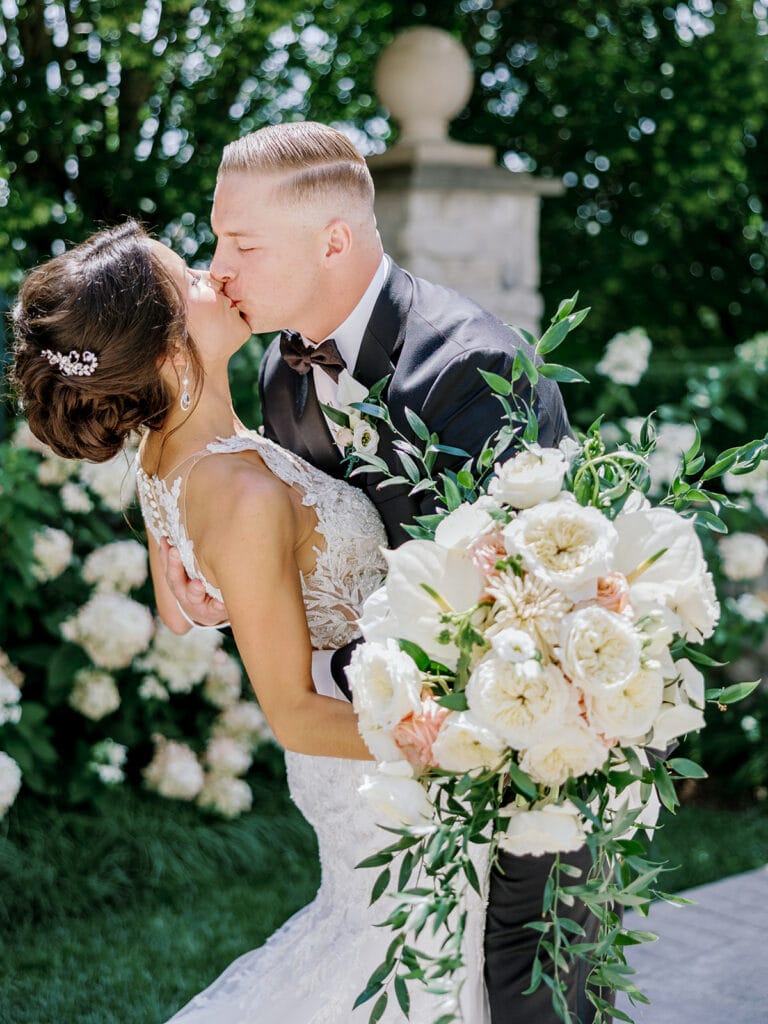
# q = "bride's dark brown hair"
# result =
<box><xmin>9</xmin><ymin>220</ymin><xmax>201</xmax><ymax>463</ymax></box>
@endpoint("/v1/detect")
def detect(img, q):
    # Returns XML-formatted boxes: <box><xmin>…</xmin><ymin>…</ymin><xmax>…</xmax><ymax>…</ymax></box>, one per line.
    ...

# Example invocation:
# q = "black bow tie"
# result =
<box><xmin>279</xmin><ymin>330</ymin><xmax>347</xmax><ymax>383</ymax></box>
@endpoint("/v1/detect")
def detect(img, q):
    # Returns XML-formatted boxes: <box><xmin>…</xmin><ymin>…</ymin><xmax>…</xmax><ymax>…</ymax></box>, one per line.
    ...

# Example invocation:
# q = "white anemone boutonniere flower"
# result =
<box><xmin>320</xmin><ymin>369</ymin><xmax>390</xmax><ymax>459</ymax></box>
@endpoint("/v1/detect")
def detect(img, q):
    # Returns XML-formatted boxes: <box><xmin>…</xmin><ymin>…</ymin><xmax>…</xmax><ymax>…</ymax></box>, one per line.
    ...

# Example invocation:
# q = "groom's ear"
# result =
<box><xmin>323</xmin><ymin>219</ymin><xmax>353</xmax><ymax>262</ymax></box>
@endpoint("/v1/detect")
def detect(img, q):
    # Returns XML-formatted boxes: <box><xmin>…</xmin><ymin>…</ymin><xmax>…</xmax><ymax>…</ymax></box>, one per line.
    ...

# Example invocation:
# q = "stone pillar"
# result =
<box><xmin>368</xmin><ymin>26</ymin><xmax>561</xmax><ymax>334</ymax></box>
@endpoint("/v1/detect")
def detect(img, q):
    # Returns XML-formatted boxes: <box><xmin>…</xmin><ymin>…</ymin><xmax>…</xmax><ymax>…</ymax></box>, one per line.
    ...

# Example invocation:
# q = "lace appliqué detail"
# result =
<box><xmin>136</xmin><ymin>432</ymin><xmax>388</xmax><ymax>651</ymax></box>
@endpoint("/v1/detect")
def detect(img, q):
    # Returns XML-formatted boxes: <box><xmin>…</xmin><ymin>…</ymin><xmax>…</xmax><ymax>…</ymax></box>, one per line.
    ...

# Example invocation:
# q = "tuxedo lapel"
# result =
<box><xmin>353</xmin><ymin>263</ymin><xmax>413</xmax><ymax>386</ymax></box>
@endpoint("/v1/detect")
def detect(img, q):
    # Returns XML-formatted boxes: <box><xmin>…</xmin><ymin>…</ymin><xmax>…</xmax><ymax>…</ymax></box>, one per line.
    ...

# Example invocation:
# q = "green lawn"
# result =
<box><xmin>2</xmin><ymin>780</ymin><xmax>767</xmax><ymax>1024</ymax></box>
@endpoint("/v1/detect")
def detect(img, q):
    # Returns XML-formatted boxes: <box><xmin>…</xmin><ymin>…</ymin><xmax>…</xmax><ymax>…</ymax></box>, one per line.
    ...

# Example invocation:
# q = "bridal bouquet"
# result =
<box><xmin>344</xmin><ymin>297</ymin><xmax>764</xmax><ymax>1023</ymax></box>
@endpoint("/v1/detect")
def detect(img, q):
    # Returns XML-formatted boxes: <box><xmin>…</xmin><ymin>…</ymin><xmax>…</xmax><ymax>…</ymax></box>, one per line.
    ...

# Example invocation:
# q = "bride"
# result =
<box><xmin>10</xmin><ymin>221</ymin><xmax>490</xmax><ymax>1024</ymax></box>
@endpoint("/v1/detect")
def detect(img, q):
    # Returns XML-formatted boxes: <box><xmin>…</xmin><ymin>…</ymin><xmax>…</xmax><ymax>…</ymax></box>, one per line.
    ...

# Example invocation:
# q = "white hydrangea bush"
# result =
<box><xmin>0</xmin><ymin>428</ymin><xmax>276</xmax><ymax>818</ymax></box>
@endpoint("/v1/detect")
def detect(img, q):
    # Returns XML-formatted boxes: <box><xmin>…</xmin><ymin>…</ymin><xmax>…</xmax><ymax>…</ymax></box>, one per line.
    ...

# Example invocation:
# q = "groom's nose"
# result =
<box><xmin>210</xmin><ymin>246</ymin><xmax>232</xmax><ymax>284</ymax></box>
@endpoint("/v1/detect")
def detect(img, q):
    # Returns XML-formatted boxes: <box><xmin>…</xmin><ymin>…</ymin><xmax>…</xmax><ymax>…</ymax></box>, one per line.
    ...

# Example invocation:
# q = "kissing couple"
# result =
<box><xmin>11</xmin><ymin>121</ymin><xmax>600</xmax><ymax>1023</ymax></box>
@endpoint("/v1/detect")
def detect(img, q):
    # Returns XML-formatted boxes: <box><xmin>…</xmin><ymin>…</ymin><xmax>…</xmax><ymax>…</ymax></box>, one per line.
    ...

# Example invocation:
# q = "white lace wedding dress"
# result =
<box><xmin>137</xmin><ymin>430</ymin><xmax>491</xmax><ymax>1024</ymax></box>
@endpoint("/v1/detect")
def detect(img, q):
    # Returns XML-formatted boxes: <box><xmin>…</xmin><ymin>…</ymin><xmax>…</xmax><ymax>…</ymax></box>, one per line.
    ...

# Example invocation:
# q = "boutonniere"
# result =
<box><xmin>320</xmin><ymin>370</ymin><xmax>391</xmax><ymax>460</ymax></box>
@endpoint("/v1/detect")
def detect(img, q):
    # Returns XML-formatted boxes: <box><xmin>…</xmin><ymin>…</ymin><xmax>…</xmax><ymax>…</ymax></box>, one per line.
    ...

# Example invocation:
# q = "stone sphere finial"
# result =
<box><xmin>374</xmin><ymin>26</ymin><xmax>473</xmax><ymax>144</ymax></box>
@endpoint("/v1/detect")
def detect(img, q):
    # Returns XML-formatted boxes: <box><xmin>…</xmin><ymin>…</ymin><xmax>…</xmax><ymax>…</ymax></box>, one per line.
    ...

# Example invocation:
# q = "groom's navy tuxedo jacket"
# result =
<box><xmin>259</xmin><ymin>260</ymin><xmax>572</xmax><ymax>547</ymax></box>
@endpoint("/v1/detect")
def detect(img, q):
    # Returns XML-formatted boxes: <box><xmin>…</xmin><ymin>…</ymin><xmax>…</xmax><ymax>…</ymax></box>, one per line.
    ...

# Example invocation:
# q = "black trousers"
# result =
<box><xmin>484</xmin><ymin>845</ymin><xmax>605</xmax><ymax>1024</ymax></box>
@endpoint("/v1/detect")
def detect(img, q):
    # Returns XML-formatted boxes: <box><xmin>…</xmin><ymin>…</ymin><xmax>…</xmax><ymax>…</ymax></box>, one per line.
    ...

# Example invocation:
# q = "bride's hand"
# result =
<box><xmin>159</xmin><ymin>537</ymin><xmax>229</xmax><ymax>628</ymax></box>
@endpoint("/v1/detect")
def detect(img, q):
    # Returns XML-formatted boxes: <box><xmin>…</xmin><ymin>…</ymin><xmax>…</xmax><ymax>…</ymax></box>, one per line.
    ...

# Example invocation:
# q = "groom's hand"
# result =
<box><xmin>159</xmin><ymin>537</ymin><xmax>229</xmax><ymax>628</ymax></box>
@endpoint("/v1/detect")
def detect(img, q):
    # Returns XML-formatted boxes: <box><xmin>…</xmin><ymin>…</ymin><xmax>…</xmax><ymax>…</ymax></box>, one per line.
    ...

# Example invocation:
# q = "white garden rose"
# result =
<box><xmin>359</xmin><ymin>723</ymin><xmax>409</xmax><ymax>764</ymax></box>
<box><xmin>369</xmin><ymin>541</ymin><xmax>486</xmax><ymax>668</ymax></box>
<box><xmin>466</xmin><ymin>655</ymin><xmax>572</xmax><ymax>750</ymax></box>
<box><xmin>430</xmin><ymin>712</ymin><xmax>506</xmax><ymax>773</ymax></box>
<box><xmin>595</xmin><ymin>328</ymin><xmax>651</xmax><ymax>387</ymax></box>
<box><xmin>0</xmin><ymin>751</ymin><xmax>23</xmax><ymax>817</ymax></box>
<box><xmin>213</xmin><ymin>701</ymin><xmax>274</xmax><ymax>744</ymax></box>
<box><xmin>718</xmin><ymin>532</ymin><xmax>768</xmax><ymax>582</ymax></box>
<box><xmin>488</xmin><ymin>445</ymin><xmax>568</xmax><ymax>509</ymax></box>
<box><xmin>434</xmin><ymin>497</ymin><xmax>498</xmax><ymax>549</ymax></box>
<box><xmin>143</xmin><ymin>736</ymin><xmax>204</xmax><ymax>800</ymax></box>
<box><xmin>348</xmin><ymin>638</ymin><xmax>422</xmax><ymax>730</ymax></box>
<box><xmin>69</xmin><ymin>669</ymin><xmax>121</xmax><ymax>721</ymax></box>
<box><xmin>559</xmin><ymin>606</ymin><xmax>643</xmax><ymax>695</ymax></box>
<box><xmin>204</xmin><ymin>736</ymin><xmax>253</xmax><ymax>777</ymax></box>
<box><xmin>489</xmin><ymin>627</ymin><xmax>538</xmax><ymax>663</ymax></box>
<box><xmin>197</xmin><ymin>774</ymin><xmax>253</xmax><ymax>818</ymax></box>
<box><xmin>503</xmin><ymin>495</ymin><xmax>617</xmax><ymax>601</ymax></box>
<box><xmin>203</xmin><ymin>650</ymin><xmax>243</xmax><ymax>708</ymax></box>
<box><xmin>584</xmin><ymin>666</ymin><xmax>665</xmax><ymax>743</ymax></box>
<box><xmin>79</xmin><ymin>450</ymin><xmax>138</xmax><ymax>511</ymax></box>
<box><xmin>359</xmin><ymin>763</ymin><xmax>434</xmax><ymax>827</ymax></box>
<box><xmin>136</xmin><ymin>623</ymin><xmax>222</xmax><ymax>693</ymax></box>
<box><xmin>61</xmin><ymin>593</ymin><xmax>154</xmax><ymax>669</ymax></box>
<box><xmin>31</xmin><ymin>526</ymin><xmax>73</xmax><ymax>582</ymax></box>
<box><xmin>520</xmin><ymin>719</ymin><xmax>610</xmax><ymax>787</ymax></box>
<box><xmin>498</xmin><ymin>800</ymin><xmax>587</xmax><ymax>857</ymax></box>
<box><xmin>82</xmin><ymin>540</ymin><xmax>148</xmax><ymax>594</ymax></box>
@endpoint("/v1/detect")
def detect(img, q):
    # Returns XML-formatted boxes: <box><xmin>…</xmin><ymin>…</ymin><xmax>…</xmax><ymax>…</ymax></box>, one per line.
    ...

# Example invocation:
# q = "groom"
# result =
<box><xmin>164</xmin><ymin>121</ymin><xmax>598</xmax><ymax>1023</ymax></box>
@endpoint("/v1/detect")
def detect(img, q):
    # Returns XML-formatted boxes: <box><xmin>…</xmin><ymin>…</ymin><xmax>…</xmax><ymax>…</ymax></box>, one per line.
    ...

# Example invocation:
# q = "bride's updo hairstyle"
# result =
<box><xmin>10</xmin><ymin>220</ymin><xmax>197</xmax><ymax>463</ymax></box>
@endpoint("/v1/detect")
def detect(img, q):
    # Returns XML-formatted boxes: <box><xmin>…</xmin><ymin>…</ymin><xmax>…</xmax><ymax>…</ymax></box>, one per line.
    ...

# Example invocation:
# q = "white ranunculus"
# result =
<box><xmin>213</xmin><ymin>701</ymin><xmax>274</xmax><ymax>744</ymax></box>
<box><xmin>0</xmin><ymin>751</ymin><xmax>23</xmax><ymax>816</ymax></box>
<box><xmin>61</xmin><ymin>593</ymin><xmax>154</xmax><ymax>669</ymax></box>
<box><xmin>434</xmin><ymin>497</ymin><xmax>498</xmax><ymax>549</ymax></box>
<box><xmin>69</xmin><ymin>669</ymin><xmax>121</xmax><ymax>720</ymax></box>
<box><xmin>359</xmin><ymin>769</ymin><xmax>434</xmax><ymax>827</ymax></box>
<box><xmin>498</xmin><ymin>800</ymin><xmax>587</xmax><ymax>857</ymax></box>
<box><xmin>135</xmin><ymin>623</ymin><xmax>222</xmax><ymax>693</ymax></box>
<box><xmin>197</xmin><ymin>774</ymin><xmax>253</xmax><ymax>818</ymax></box>
<box><xmin>466</xmin><ymin>655</ymin><xmax>572</xmax><ymax>750</ymax></box>
<box><xmin>559</xmin><ymin>606</ymin><xmax>643</xmax><ymax>695</ymax></box>
<box><xmin>143</xmin><ymin>736</ymin><xmax>204</xmax><ymax>800</ymax></box>
<box><xmin>367</xmin><ymin>541</ymin><xmax>486</xmax><ymax>668</ymax></box>
<box><xmin>503</xmin><ymin>495</ymin><xmax>617</xmax><ymax>601</ymax></box>
<box><xmin>82</xmin><ymin>540</ymin><xmax>148</xmax><ymax>594</ymax></box>
<box><xmin>60</xmin><ymin>481</ymin><xmax>93</xmax><ymax>514</ymax></box>
<box><xmin>595</xmin><ymin>328</ymin><xmax>652</xmax><ymax>387</ymax></box>
<box><xmin>520</xmin><ymin>719</ymin><xmax>610</xmax><ymax>787</ymax></box>
<box><xmin>718</xmin><ymin>532</ymin><xmax>768</xmax><ymax>582</ymax></box>
<box><xmin>204</xmin><ymin>736</ymin><xmax>253</xmax><ymax>777</ymax></box>
<box><xmin>203</xmin><ymin>650</ymin><xmax>243</xmax><ymax>709</ymax></box>
<box><xmin>31</xmin><ymin>526</ymin><xmax>73</xmax><ymax>582</ymax></box>
<box><xmin>613</xmin><ymin>506</ymin><xmax>719</xmax><ymax>640</ymax></box>
<box><xmin>650</xmin><ymin>703</ymin><xmax>706</xmax><ymax>750</ymax></box>
<box><xmin>79</xmin><ymin>449</ymin><xmax>138</xmax><ymax>511</ymax></box>
<box><xmin>488</xmin><ymin>446</ymin><xmax>568</xmax><ymax>509</ymax></box>
<box><xmin>352</xmin><ymin>420</ymin><xmax>380</xmax><ymax>456</ymax></box>
<box><xmin>335</xmin><ymin>369</ymin><xmax>370</xmax><ymax>408</ymax></box>
<box><xmin>489</xmin><ymin>627</ymin><xmax>538</xmax><ymax>663</ymax></box>
<box><xmin>430</xmin><ymin>712</ymin><xmax>506</xmax><ymax>773</ymax></box>
<box><xmin>584</xmin><ymin>666</ymin><xmax>665</xmax><ymax>743</ymax></box>
<box><xmin>349</xmin><ymin>638</ymin><xmax>422</xmax><ymax>730</ymax></box>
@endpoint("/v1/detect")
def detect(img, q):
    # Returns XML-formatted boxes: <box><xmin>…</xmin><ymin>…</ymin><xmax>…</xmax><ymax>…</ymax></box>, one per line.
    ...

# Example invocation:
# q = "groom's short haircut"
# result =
<box><xmin>218</xmin><ymin>122</ymin><xmax>375</xmax><ymax>210</ymax></box>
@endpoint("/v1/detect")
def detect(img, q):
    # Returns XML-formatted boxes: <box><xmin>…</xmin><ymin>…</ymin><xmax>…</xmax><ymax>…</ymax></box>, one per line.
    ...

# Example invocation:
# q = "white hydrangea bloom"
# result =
<box><xmin>69</xmin><ymin>669</ymin><xmax>121</xmax><ymax>721</ymax></box>
<box><xmin>204</xmin><ymin>736</ymin><xmax>253</xmax><ymax>777</ymax></box>
<box><xmin>735</xmin><ymin>332</ymin><xmax>768</xmax><ymax>374</ymax></box>
<box><xmin>729</xmin><ymin>592</ymin><xmax>767</xmax><ymax>623</ymax></box>
<box><xmin>61</xmin><ymin>593</ymin><xmax>154</xmax><ymax>669</ymax></box>
<box><xmin>136</xmin><ymin>623</ymin><xmax>222</xmax><ymax>693</ymax></box>
<box><xmin>10</xmin><ymin>419</ymin><xmax>51</xmax><ymax>454</ymax></box>
<box><xmin>82</xmin><ymin>540</ymin><xmax>148</xmax><ymax>593</ymax></box>
<box><xmin>0</xmin><ymin>651</ymin><xmax>23</xmax><ymax>728</ymax></box>
<box><xmin>60</xmin><ymin>481</ymin><xmax>94</xmax><ymax>514</ymax></box>
<box><xmin>718</xmin><ymin>533</ymin><xmax>768</xmax><ymax>582</ymax></box>
<box><xmin>138</xmin><ymin>675</ymin><xmax>170</xmax><ymax>702</ymax></box>
<box><xmin>88</xmin><ymin>739</ymin><xmax>128</xmax><ymax>785</ymax></box>
<box><xmin>197</xmin><ymin>774</ymin><xmax>253</xmax><ymax>818</ymax></box>
<box><xmin>31</xmin><ymin>526</ymin><xmax>73</xmax><ymax>582</ymax></box>
<box><xmin>78</xmin><ymin>449</ymin><xmax>138</xmax><ymax>511</ymax></box>
<box><xmin>202</xmin><ymin>650</ymin><xmax>243</xmax><ymax>708</ymax></box>
<box><xmin>213</xmin><ymin>701</ymin><xmax>274</xmax><ymax>744</ymax></box>
<box><xmin>595</xmin><ymin>328</ymin><xmax>652</xmax><ymax>386</ymax></box>
<box><xmin>37</xmin><ymin>453</ymin><xmax>78</xmax><ymax>486</ymax></box>
<box><xmin>0</xmin><ymin>751</ymin><xmax>22</xmax><ymax>817</ymax></box>
<box><xmin>144</xmin><ymin>736</ymin><xmax>204</xmax><ymax>800</ymax></box>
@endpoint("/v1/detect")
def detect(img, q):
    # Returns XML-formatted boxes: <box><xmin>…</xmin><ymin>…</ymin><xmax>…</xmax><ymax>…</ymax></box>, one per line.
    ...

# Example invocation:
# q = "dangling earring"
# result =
<box><xmin>179</xmin><ymin>361</ymin><xmax>191</xmax><ymax>412</ymax></box>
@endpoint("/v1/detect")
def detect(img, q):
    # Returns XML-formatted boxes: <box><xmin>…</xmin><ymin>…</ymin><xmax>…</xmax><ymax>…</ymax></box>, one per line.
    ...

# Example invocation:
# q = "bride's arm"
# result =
<box><xmin>195</xmin><ymin>467</ymin><xmax>374</xmax><ymax>761</ymax></box>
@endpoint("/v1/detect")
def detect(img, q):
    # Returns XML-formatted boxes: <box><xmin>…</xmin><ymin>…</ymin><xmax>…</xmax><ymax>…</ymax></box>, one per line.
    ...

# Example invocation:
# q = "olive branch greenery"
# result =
<box><xmin>342</xmin><ymin>296</ymin><xmax>765</xmax><ymax>1023</ymax></box>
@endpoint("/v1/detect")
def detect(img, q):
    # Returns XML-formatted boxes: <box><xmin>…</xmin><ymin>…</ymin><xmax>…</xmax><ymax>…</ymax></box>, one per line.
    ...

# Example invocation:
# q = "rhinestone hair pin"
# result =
<box><xmin>40</xmin><ymin>348</ymin><xmax>99</xmax><ymax>377</ymax></box>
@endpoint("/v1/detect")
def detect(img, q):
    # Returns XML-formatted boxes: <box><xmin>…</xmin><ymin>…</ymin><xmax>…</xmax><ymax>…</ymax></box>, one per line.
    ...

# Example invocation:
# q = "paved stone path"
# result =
<box><xmin>615</xmin><ymin>866</ymin><xmax>768</xmax><ymax>1023</ymax></box>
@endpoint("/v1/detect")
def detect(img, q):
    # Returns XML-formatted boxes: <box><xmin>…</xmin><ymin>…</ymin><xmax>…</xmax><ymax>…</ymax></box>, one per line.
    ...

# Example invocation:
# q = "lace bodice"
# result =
<box><xmin>136</xmin><ymin>430</ymin><xmax>388</xmax><ymax>649</ymax></box>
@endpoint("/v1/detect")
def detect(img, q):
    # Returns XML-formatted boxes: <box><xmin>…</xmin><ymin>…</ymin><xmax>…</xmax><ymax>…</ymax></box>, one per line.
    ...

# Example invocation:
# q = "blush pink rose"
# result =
<box><xmin>470</xmin><ymin>531</ymin><xmax>508</xmax><ymax>598</ymax></box>
<box><xmin>594</xmin><ymin>573</ymin><xmax>631</xmax><ymax>614</ymax></box>
<box><xmin>393</xmin><ymin>698</ymin><xmax>451</xmax><ymax>770</ymax></box>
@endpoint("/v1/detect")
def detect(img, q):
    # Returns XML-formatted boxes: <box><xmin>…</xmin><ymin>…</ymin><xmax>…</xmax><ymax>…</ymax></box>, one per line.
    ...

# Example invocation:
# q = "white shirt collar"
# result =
<box><xmin>319</xmin><ymin>254</ymin><xmax>389</xmax><ymax>373</ymax></box>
